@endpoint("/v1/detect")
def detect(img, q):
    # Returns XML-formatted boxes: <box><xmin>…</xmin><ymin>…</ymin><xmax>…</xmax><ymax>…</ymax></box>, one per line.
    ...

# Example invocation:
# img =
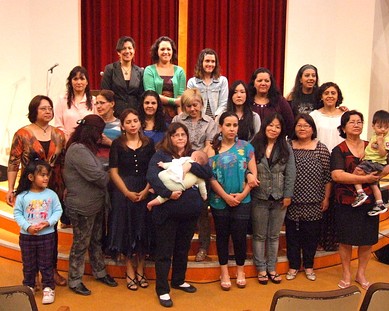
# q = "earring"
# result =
<box><xmin>218</xmin><ymin>133</ymin><xmax>223</xmax><ymax>141</ymax></box>
<box><xmin>235</xmin><ymin>136</ymin><xmax>238</xmax><ymax>142</ymax></box>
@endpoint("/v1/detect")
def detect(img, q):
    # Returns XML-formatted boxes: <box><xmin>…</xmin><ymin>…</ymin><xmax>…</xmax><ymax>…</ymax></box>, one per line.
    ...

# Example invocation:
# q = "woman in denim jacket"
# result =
<box><xmin>250</xmin><ymin>113</ymin><xmax>296</xmax><ymax>285</ymax></box>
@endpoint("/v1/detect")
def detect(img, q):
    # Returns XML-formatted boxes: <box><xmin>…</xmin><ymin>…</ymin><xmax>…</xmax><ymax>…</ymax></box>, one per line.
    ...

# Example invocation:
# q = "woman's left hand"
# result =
<box><xmin>137</xmin><ymin>188</ymin><xmax>149</xmax><ymax>202</ymax></box>
<box><xmin>321</xmin><ymin>197</ymin><xmax>330</xmax><ymax>212</ymax></box>
<box><xmin>282</xmin><ymin>197</ymin><xmax>292</xmax><ymax>209</ymax></box>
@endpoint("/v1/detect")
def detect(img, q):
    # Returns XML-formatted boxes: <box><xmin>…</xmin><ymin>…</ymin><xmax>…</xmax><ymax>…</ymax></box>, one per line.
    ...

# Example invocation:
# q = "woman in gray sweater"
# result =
<box><xmin>64</xmin><ymin>115</ymin><xmax>117</xmax><ymax>296</ymax></box>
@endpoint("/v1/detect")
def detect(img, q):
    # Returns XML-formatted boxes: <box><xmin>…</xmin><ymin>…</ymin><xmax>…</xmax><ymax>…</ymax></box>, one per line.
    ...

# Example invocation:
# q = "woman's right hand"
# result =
<box><xmin>170</xmin><ymin>191</ymin><xmax>182</xmax><ymax>200</ymax></box>
<box><xmin>224</xmin><ymin>194</ymin><xmax>240</xmax><ymax>207</ymax></box>
<box><xmin>6</xmin><ymin>190</ymin><xmax>15</xmax><ymax>206</ymax></box>
<box><xmin>126</xmin><ymin>191</ymin><xmax>140</xmax><ymax>202</ymax></box>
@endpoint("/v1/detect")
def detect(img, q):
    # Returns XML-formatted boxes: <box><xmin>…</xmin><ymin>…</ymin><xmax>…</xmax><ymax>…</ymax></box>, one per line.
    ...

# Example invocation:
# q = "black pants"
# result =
<box><xmin>211</xmin><ymin>203</ymin><xmax>251</xmax><ymax>266</ymax></box>
<box><xmin>154</xmin><ymin>216</ymin><xmax>197</xmax><ymax>296</ymax></box>
<box><xmin>285</xmin><ymin>217</ymin><xmax>321</xmax><ymax>270</ymax></box>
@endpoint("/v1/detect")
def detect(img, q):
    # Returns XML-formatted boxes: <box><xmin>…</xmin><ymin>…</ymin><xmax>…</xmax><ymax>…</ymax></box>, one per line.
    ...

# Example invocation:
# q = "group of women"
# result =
<box><xmin>5</xmin><ymin>34</ymin><xmax>388</xmax><ymax>308</ymax></box>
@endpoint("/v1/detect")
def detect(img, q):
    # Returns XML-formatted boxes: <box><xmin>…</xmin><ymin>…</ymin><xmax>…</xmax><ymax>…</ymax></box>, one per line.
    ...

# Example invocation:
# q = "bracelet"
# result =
<box><xmin>168</xmin><ymin>98</ymin><xmax>175</xmax><ymax>105</ymax></box>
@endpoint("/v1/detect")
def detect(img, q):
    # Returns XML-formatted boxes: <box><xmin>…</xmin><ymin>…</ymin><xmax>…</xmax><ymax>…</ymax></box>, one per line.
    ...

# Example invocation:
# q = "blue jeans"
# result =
<box><xmin>251</xmin><ymin>198</ymin><xmax>286</xmax><ymax>273</ymax></box>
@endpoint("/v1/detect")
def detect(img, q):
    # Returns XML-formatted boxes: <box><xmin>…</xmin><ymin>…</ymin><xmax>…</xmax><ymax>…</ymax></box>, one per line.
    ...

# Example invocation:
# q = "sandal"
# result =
<box><xmin>236</xmin><ymin>273</ymin><xmax>246</xmax><ymax>288</ymax></box>
<box><xmin>136</xmin><ymin>272</ymin><xmax>149</xmax><ymax>288</ymax></box>
<box><xmin>337</xmin><ymin>280</ymin><xmax>350</xmax><ymax>289</ymax></box>
<box><xmin>126</xmin><ymin>274</ymin><xmax>138</xmax><ymax>291</ymax></box>
<box><xmin>257</xmin><ymin>273</ymin><xmax>268</xmax><ymax>285</ymax></box>
<box><xmin>355</xmin><ymin>279</ymin><xmax>370</xmax><ymax>290</ymax></box>
<box><xmin>220</xmin><ymin>275</ymin><xmax>231</xmax><ymax>291</ymax></box>
<box><xmin>195</xmin><ymin>249</ymin><xmax>207</xmax><ymax>262</ymax></box>
<box><xmin>286</xmin><ymin>269</ymin><xmax>298</xmax><ymax>280</ymax></box>
<box><xmin>267</xmin><ymin>272</ymin><xmax>282</xmax><ymax>284</ymax></box>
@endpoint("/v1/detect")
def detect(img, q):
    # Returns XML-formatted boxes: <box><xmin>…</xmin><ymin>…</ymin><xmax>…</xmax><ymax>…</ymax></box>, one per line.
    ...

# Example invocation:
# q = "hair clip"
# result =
<box><xmin>77</xmin><ymin>119</ymin><xmax>86</xmax><ymax>125</ymax></box>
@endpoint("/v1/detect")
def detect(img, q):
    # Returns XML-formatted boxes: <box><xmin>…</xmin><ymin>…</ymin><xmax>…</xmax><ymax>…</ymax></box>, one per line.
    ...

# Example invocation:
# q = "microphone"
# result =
<box><xmin>48</xmin><ymin>63</ymin><xmax>59</xmax><ymax>72</ymax></box>
<box><xmin>100</xmin><ymin>71</ymin><xmax>104</xmax><ymax>76</ymax></box>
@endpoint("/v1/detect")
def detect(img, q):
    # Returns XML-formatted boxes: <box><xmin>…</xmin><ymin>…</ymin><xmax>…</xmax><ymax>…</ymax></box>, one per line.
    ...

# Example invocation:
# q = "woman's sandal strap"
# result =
<box><xmin>126</xmin><ymin>274</ymin><xmax>138</xmax><ymax>290</ymax></box>
<box><xmin>136</xmin><ymin>272</ymin><xmax>149</xmax><ymax>288</ymax></box>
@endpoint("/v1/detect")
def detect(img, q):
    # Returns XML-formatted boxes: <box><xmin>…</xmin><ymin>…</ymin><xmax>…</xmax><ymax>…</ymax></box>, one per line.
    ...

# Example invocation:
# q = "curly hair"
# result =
<box><xmin>150</xmin><ymin>36</ymin><xmax>177</xmax><ymax>63</ymax></box>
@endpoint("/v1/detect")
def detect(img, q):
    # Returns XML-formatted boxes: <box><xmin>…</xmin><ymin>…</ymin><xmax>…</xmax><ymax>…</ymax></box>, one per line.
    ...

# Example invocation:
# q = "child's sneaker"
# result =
<box><xmin>368</xmin><ymin>204</ymin><xmax>388</xmax><ymax>216</ymax></box>
<box><xmin>42</xmin><ymin>287</ymin><xmax>55</xmax><ymax>304</ymax></box>
<box><xmin>352</xmin><ymin>192</ymin><xmax>368</xmax><ymax>207</ymax></box>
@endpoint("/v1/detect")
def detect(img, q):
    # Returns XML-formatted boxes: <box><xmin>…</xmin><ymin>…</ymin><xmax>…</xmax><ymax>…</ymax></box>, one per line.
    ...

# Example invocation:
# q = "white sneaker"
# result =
<box><xmin>42</xmin><ymin>287</ymin><xmax>55</xmax><ymax>304</ymax></box>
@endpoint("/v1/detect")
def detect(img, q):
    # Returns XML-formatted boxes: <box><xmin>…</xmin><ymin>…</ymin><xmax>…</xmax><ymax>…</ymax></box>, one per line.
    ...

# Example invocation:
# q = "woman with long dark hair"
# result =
<box><xmin>250</xmin><ymin>113</ymin><xmax>296</xmax><ymax>285</ymax></box>
<box><xmin>107</xmin><ymin>108</ymin><xmax>155</xmax><ymax>290</ymax></box>
<box><xmin>249</xmin><ymin>67</ymin><xmax>294</xmax><ymax>136</ymax></box>
<box><xmin>64</xmin><ymin>115</ymin><xmax>117</xmax><ymax>295</ymax></box>
<box><xmin>55</xmin><ymin>66</ymin><xmax>96</xmax><ymax>141</ymax></box>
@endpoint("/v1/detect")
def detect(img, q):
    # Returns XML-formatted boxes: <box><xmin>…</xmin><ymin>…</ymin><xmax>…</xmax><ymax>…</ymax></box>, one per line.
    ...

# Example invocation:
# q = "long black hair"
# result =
<box><xmin>227</xmin><ymin>80</ymin><xmax>254</xmax><ymax>141</ymax></box>
<box><xmin>211</xmin><ymin>111</ymin><xmax>239</xmax><ymax>154</ymax></box>
<box><xmin>251</xmin><ymin>112</ymin><xmax>290</xmax><ymax>165</ymax></box>
<box><xmin>138</xmin><ymin>90</ymin><xmax>167</xmax><ymax>132</ymax></box>
<box><xmin>15</xmin><ymin>157</ymin><xmax>52</xmax><ymax>196</ymax></box>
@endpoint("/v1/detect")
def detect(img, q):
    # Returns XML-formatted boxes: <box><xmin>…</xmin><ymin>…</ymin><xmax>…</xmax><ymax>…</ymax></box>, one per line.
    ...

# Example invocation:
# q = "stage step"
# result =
<box><xmin>1</xmin><ymin>184</ymin><xmax>389</xmax><ymax>282</ymax></box>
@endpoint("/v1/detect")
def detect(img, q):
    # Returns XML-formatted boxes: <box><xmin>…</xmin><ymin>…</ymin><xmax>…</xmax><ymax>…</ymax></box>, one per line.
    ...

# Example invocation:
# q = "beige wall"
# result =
<box><xmin>0</xmin><ymin>0</ymin><xmax>387</xmax><ymax>166</ymax></box>
<box><xmin>284</xmin><ymin>0</ymin><xmax>381</xmax><ymax>139</ymax></box>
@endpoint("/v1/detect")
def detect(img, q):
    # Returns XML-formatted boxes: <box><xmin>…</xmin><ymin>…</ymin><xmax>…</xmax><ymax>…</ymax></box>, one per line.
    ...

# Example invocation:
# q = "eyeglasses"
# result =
<box><xmin>347</xmin><ymin>121</ymin><xmax>363</xmax><ymax>127</ymax></box>
<box><xmin>296</xmin><ymin>124</ymin><xmax>311</xmax><ymax>129</ymax></box>
<box><xmin>94</xmin><ymin>101</ymin><xmax>108</xmax><ymax>106</ymax></box>
<box><xmin>171</xmin><ymin>133</ymin><xmax>187</xmax><ymax>138</ymax></box>
<box><xmin>38</xmin><ymin>107</ymin><xmax>53</xmax><ymax>112</ymax></box>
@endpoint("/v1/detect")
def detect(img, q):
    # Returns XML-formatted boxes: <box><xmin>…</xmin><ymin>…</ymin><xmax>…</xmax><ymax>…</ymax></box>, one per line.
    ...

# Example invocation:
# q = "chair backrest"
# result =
<box><xmin>0</xmin><ymin>285</ymin><xmax>38</xmax><ymax>311</ymax></box>
<box><xmin>359</xmin><ymin>282</ymin><xmax>389</xmax><ymax>311</ymax></box>
<box><xmin>270</xmin><ymin>285</ymin><xmax>361</xmax><ymax>311</ymax></box>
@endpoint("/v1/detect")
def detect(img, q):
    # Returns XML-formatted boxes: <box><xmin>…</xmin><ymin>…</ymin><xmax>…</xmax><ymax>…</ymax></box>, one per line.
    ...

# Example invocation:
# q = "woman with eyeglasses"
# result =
<box><xmin>7</xmin><ymin>95</ymin><xmax>67</xmax><ymax>288</ymax></box>
<box><xmin>285</xmin><ymin>114</ymin><xmax>331</xmax><ymax>282</ymax></box>
<box><xmin>146</xmin><ymin>123</ymin><xmax>212</xmax><ymax>307</ymax></box>
<box><xmin>55</xmin><ymin>66</ymin><xmax>96</xmax><ymax>142</ymax></box>
<box><xmin>331</xmin><ymin>110</ymin><xmax>381</xmax><ymax>290</ymax></box>
<box><xmin>101</xmin><ymin>36</ymin><xmax>144</xmax><ymax>118</ymax></box>
<box><xmin>172</xmin><ymin>88</ymin><xmax>218</xmax><ymax>262</ymax></box>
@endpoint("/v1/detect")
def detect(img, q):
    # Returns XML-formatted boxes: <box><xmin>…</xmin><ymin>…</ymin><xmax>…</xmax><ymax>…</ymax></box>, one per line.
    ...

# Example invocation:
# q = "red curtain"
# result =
<box><xmin>81</xmin><ymin>0</ymin><xmax>287</xmax><ymax>92</ymax></box>
<box><xmin>187</xmin><ymin>0</ymin><xmax>287</xmax><ymax>92</ymax></box>
<box><xmin>81</xmin><ymin>0</ymin><xmax>179</xmax><ymax>89</ymax></box>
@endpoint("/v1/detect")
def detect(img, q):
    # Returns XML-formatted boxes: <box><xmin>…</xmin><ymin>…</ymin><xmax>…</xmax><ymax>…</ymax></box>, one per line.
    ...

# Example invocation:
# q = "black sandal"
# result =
<box><xmin>136</xmin><ymin>272</ymin><xmax>149</xmax><ymax>288</ymax></box>
<box><xmin>126</xmin><ymin>274</ymin><xmax>138</xmax><ymax>291</ymax></box>
<box><xmin>257</xmin><ymin>273</ymin><xmax>268</xmax><ymax>285</ymax></box>
<box><xmin>267</xmin><ymin>272</ymin><xmax>282</xmax><ymax>284</ymax></box>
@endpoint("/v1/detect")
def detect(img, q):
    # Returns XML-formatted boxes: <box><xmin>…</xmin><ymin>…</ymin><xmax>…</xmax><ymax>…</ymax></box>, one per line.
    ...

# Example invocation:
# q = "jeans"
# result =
<box><xmin>67</xmin><ymin>209</ymin><xmax>107</xmax><ymax>288</ymax></box>
<box><xmin>251</xmin><ymin>199</ymin><xmax>286</xmax><ymax>272</ymax></box>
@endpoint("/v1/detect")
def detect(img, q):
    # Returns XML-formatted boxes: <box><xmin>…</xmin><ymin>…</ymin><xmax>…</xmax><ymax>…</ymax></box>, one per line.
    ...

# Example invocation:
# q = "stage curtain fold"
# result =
<box><xmin>81</xmin><ymin>0</ymin><xmax>178</xmax><ymax>89</ymax></box>
<box><xmin>186</xmin><ymin>0</ymin><xmax>287</xmax><ymax>92</ymax></box>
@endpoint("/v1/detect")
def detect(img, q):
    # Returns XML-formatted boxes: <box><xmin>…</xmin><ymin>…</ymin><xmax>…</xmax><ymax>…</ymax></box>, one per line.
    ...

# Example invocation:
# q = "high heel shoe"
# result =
<box><xmin>236</xmin><ymin>273</ymin><xmax>246</xmax><ymax>288</ymax></box>
<box><xmin>220</xmin><ymin>276</ymin><xmax>231</xmax><ymax>291</ymax></box>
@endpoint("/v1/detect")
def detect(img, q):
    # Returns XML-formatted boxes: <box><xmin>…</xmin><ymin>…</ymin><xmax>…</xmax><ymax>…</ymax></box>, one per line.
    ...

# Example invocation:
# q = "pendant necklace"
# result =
<box><xmin>35</xmin><ymin>123</ymin><xmax>50</xmax><ymax>135</ymax></box>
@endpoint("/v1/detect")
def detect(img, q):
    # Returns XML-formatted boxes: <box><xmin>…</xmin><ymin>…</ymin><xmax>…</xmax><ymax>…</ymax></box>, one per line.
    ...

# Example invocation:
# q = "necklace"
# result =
<box><xmin>121</xmin><ymin>65</ymin><xmax>131</xmax><ymax>76</ymax></box>
<box><xmin>34</xmin><ymin>123</ymin><xmax>50</xmax><ymax>135</ymax></box>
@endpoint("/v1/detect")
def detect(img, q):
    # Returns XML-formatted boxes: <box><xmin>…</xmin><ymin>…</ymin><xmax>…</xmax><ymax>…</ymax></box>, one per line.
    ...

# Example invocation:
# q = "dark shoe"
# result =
<box><xmin>136</xmin><ymin>272</ymin><xmax>149</xmax><ymax>288</ymax></box>
<box><xmin>268</xmin><ymin>272</ymin><xmax>282</xmax><ymax>284</ymax></box>
<box><xmin>257</xmin><ymin>273</ymin><xmax>268</xmax><ymax>285</ymax></box>
<box><xmin>126</xmin><ymin>274</ymin><xmax>138</xmax><ymax>291</ymax></box>
<box><xmin>70</xmin><ymin>283</ymin><xmax>91</xmax><ymax>296</ymax></box>
<box><xmin>159</xmin><ymin>294</ymin><xmax>173</xmax><ymax>308</ymax></box>
<box><xmin>97</xmin><ymin>274</ymin><xmax>118</xmax><ymax>287</ymax></box>
<box><xmin>171</xmin><ymin>282</ymin><xmax>197</xmax><ymax>293</ymax></box>
<box><xmin>53</xmin><ymin>269</ymin><xmax>67</xmax><ymax>286</ymax></box>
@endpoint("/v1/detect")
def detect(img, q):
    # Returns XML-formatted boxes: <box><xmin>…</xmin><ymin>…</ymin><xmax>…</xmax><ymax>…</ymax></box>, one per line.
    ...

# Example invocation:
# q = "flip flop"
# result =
<box><xmin>337</xmin><ymin>280</ymin><xmax>351</xmax><ymax>289</ymax></box>
<box><xmin>355</xmin><ymin>279</ymin><xmax>370</xmax><ymax>290</ymax></box>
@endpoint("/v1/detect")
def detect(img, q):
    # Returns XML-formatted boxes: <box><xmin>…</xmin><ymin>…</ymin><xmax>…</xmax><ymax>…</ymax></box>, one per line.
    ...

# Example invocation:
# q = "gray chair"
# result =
<box><xmin>270</xmin><ymin>285</ymin><xmax>361</xmax><ymax>311</ymax></box>
<box><xmin>0</xmin><ymin>285</ymin><xmax>38</xmax><ymax>311</ymax></box>
<box><xmin>359</xmin><ymin>282</ymin><xmax>389</xmax><ymax>311</ymax></box>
